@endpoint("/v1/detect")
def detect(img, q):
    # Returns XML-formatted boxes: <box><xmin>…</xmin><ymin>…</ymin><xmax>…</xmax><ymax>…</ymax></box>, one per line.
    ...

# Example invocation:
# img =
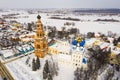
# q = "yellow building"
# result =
<box><xmin>117</xmin><ymin>42</ymin><xmax>120</xmax><ymax>48</ymax></box>
<box><xmin>34</xmin><ymin>15</ymin><xmax>48</xmax><ymax>58</ymax></box>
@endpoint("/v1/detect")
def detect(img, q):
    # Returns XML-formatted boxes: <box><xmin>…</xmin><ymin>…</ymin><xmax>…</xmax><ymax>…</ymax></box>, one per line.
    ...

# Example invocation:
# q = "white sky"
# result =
<box><xmin>0</xmin><ymin>0</ymin><xmax>120</xmax><ymax>9</ymax></box>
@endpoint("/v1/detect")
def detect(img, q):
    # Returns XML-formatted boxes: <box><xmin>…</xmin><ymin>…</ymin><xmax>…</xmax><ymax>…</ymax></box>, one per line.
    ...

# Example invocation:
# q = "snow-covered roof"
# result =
<box><xmin>109</xmin><ymin>44</ymin><xmax>120</xmax><ymax>55</ymax></box>
<box><xmin>19</xmin><ymin>33</ymin><xmax>35</xmax><ymax>38</ymax></box>
<box><xmin>58</xmin><ymin>54</ymin><xmax>71</xmax><ymax>60</ymax></box>
<box><xmin>26</xmin><ymin>32</ymin><xmax>35</xmax><ymax>36</ymax></box>
<box><xmin>85</xmin><ymin>38</ymin><xmax>97</xmax><ymax>47</ymax></box>
<box><xmin>111</xmin><ymin>46</ymin><xmax>120</xmax><ymax>55</ymax></box>
<box><xmin>49</xmin><ymin>40</ymin><xmax>71</xmax><ymax>53</ymax></box>
<box><xmin>0</xmin><ymin>32</ymin><xmax>3</xmax><ymax>37</ymax></box>
<box><xmin>99</xmin><ymin>42</ymin><xmax>110</xmax><ymax>49</ymax></box>
<box><xmin>0</xmin><ymin>50</ymin><xmax>14</xmax><ymax>58</ymax></box>
<box><xmin>16</xmin><ymin>44</ymin><xmax>32</xmax><ymax>51</ymax></box>
<box><xmin>108</xmin><ymin>37</ymin><xmax>114</xmax><ymax>43</ymax></box>
<box><xmin>21</xmin><ymin>38</ymin><xmax>33</xmax><ymax>42</ymax></box>
<box><xmin>112</xmin><ymin>50</ymin><xmax>120</xmax><ymax>55</ymax></box>
<box><xmin>95</xmin><ymin>33</ymin><xmax>101</xmax><ymax>37</ymax></box>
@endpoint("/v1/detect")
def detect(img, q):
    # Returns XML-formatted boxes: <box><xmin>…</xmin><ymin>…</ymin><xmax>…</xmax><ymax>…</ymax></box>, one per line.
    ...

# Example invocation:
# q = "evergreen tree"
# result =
<box><xmin>48</xmin><ymin>74</ymin><xmax>53</xmax><ymax>80</ymax></box>
<box><xmin>53</xmin><ymin>63</ymin><xmax>58</xmax><ymax>76</ymax></box>
<box><xmin>27</xmin><ymin>23</ymin><xmax>32</xmax><ymax>31</ymax></box>
<box><xmin>113</xmin><ymin>38</ymin><xmax>118</xmax><ymax>46</ymax></box>
<box><xmin>32</xmin><ymin>58</ymin><xmax>36</xmax><ymax>71</ymax></box>
<box><xmin>43</xmin><ymin>60</ymin><xmax>49</xmax><ymax>79</ymax></box>
<box><xmin>74</xmin><ymin>47</ymin><xmax>111</xmax><ymax>80</ymax></box>
<box><xmin>118</xmin><ymin>37</ymin><xmax>120</xmax><ymax>42</ymax></box>
<box><xmin>43</xmin><ymin>70</ymin><xmax>47</xmax><ymax>79</ymax></box>
<box><xmin>36</xmin><ymin>57</ymin><xmax>40</xmax><ymax>69</ymax></box>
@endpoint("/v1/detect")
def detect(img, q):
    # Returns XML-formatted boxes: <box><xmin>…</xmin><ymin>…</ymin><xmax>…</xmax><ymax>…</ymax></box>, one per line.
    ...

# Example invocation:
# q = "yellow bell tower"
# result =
<box><xmin>34</xmin><ymin>15</ymin><xmax>48</xmax><ymax>58</ymax></box>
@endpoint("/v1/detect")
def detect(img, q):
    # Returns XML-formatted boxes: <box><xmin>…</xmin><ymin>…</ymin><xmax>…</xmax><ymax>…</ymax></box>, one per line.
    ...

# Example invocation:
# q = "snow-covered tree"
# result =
<box><xmin>43</xmin><ymin>60</ymin><xmax>49</xmax><ymax>79</ymax></box>
<box><xmin>107</xmin><ymin>31</ymin><xmax>113</xmax><ymax>37</ymax></box>
<box><xmin>27</xmin><ymin>23</ymin><xmax>32</xmax><ymax>31</ymax></box>
<box><xmin>53</xmin><ymin>62</ymin><xmax>58</xmax><ymax>76</ymax></box>
<box><xmin>43</xmin><ymin>60</ymin><xmax>58</xmax><ymax>80</ymax></box>
<box><xmin>25</xmin><ymin>56</ymin><xmax>30</xmax><ymax>65</ymax></box>
<box><xmin>36</xmin><ymin>57</ymin><xmax>40</xmax><ymax>69</ymax></box>
<box><xmin>32</xmin><ymin>58</ymin><xmax>36</xmax><ymax>71</ymax></box>
<box><xmin>113</xmin><ymin>38</ymin><xmax>118</xmax><ymax>46</ymax></box>
<box><xmin>87</xmin><ymin>32</ymin><xmax>95</xmax><ymax>38</ymax></box>
<box><xmin>43</xmin><ymin>70</ymin><xmax>47</xmax><ymax>80</ymax></box>
<box><xmin>49</xmin><ymin>62</ymin><xmax>58</xmax><ymax>77</ymax></box>
<box><xmin>74</xmin><ymin>47</ymin><xmax>111</xmax><ymax>80</ymax></box>
<box><xmin>48</xmin><ymin>73</ymin><xmax>53</xmax><ymax>80</ymax></box>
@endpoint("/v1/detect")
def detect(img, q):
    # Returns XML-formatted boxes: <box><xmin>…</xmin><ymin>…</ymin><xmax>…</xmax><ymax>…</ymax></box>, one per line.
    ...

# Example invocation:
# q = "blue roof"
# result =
<box><xmin>80</xmin><ymin>40</ymin><xmax>85</xmax><ymax>47</ymax></box>
<box><xmin>82</xmin><ymin>58</ymin><xmax>87</xmax><ymax>64</ymax></box>
<box><xmin>72</xmin><ymin>40</ymin><xmax>77</xmax><ymax>46</ymax></box>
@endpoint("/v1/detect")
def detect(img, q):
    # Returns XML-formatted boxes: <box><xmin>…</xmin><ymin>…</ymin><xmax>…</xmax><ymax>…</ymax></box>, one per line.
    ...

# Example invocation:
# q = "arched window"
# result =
<box><xmin>37</xmin><ymin>44</ymin><xmax>40</xmax><ymax>49</ymax></box>
<box><xmin>40</xmin><ymin>33</ymin><xmax>42</xmax><ymax>37</ymax></box>
<box><xmin>37</xmin><ymin>25</ymin><xmax>39</xmax><ymax>27</ymax></box>
<box><xmin>37</xmin><ymin>33</ymin><xmax>39</xmax><ymax>37</ymax></box>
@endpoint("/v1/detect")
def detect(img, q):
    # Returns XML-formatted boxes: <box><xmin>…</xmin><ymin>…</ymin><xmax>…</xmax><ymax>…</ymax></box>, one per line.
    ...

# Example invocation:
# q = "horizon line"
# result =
<box><xmin>0</xmin><ymin>8</ymin><xmax>120</xmax><ymax>10</ymax></box>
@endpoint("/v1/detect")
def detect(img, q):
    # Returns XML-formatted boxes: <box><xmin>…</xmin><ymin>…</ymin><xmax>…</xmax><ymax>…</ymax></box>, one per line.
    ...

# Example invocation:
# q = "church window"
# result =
<box><xmin>37</xmin><ymin>44</ymin><xmax>40</xmax><ymax>48</ymax></box>
<box><xmin>40</xmin><ymin>33</ymin><xmax>42</xmax><ymax>37</ymax></box>
<box><xmin>37</xmin><ymin>33</ymin><xmax>39</xmax><ymax>37</ymax></box>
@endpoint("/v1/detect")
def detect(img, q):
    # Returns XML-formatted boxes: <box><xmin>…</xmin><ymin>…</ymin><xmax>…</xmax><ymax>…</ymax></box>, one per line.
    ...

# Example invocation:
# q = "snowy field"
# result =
<box><xmin>0</xmin><ymin>10</ymin><xmax>120</xmax><ymax>34</ymax></box>
<box><xmin>16</xmin><ymin>13</ymin><xmax>120</xmax><ymax>34</ymax></box>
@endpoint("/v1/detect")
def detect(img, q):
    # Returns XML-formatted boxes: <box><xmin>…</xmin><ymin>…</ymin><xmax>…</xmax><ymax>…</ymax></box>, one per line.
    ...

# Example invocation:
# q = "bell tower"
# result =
<box><xmin>34</xmin><ymin>15</ymin><xmax>48</xmax><ymax>58</ymax></box>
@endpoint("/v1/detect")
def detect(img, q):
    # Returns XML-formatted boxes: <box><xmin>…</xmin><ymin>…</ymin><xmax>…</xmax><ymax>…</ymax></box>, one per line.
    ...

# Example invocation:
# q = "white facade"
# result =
<box><xmin>58</xmin><ymin>54</ymin><xmax>71</xmax><ymax>65</ymax></box>
<box><xmin>72</xmin><ymin>52</ymin><xmax>82</xmax><ymax>68</ymax></box>
<box><xmin>49</xmin><ymin>40</ymin><xmax>88</xmax><ymax>69</ymax></box>
<box><xmin>71</xmin><ymin>48</ymin><xmax>88</xmax><ymax>69</ymax></box>
<box><xmin>48</xmin><ymin>40</ymin><xmax>71</xmax><ymax>55</ymax></box>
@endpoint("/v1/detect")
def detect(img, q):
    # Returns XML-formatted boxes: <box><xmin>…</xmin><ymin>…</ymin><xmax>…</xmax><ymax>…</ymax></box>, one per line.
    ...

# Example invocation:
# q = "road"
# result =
<box><xmin>0</xmin><ymin>61</ymin><xmax>14</xmax><ymax>80</ymax></box>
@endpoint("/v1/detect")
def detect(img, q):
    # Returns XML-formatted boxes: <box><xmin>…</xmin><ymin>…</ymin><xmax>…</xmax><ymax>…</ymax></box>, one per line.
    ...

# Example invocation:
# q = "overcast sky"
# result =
<box><xmin>0</xmin><ymin>0</ymin><xmax>120</xmax><ymax>9</ymax></box>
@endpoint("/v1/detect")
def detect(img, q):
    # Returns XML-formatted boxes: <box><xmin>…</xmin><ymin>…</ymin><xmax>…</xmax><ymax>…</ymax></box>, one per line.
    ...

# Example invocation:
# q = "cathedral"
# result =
<box><xmin>34</xmin><ymin>15</ymin><xmax>48</xmax><ymax>58</ymax></box>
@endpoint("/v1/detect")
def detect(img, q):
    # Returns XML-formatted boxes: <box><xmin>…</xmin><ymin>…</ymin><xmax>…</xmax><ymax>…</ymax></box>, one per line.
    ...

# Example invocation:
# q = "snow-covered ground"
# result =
<box><xmin>0</xmin><ymin>10</ymin><xmax>120</xmax><ymax>34</ymax></box>
<box><xmin>6</xmin><ymin>53</ymin><xmax>44</xmax><ymax>80</ymax></box>
<box><xmin>54</xmin><ymin>63</ymin><xmax>74</xmax><ymax>80</ymax></box>
<box><xmin>0</xmin><ymin>76</ymin><xmax>2</xmax><ymax>80</ymax></box>
<box><xmin>6</xmin><ymin>53</ymin><xmax>74</xmax><ymax>80</ymax></box>
<box><xmin>1</xmin><ymin>10</ymin><xmax>120</xmax><ymax>80</ymax></box>
<box><xmin>16</xmin><ymin>13</ymin><xmax>120</xmax><ymax>34</ymax></box>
